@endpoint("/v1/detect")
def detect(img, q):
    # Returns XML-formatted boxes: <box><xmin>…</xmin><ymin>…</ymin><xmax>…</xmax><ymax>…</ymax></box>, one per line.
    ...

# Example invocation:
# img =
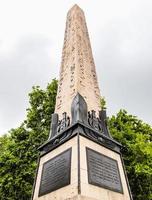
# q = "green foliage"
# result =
<box><xmin>108</xmin><ymin>110</ymin><xmax>152</xmax><ymax>200</ymax></box>
<box><xmin>0</xmin><ymin>79</ymin><xmax>58</xmax><ymax>200</ymax></box>
<box><xmin>0</xmin><ymin>126</ymin><xmax>35</xmax><ymax>200</ymax></box>
<box><xmin>100</xmin><ymin>96</ymin><xmax>106</xmax><ymax>110</ymax></box>
<box><xmin>0</xmin><ymin>79</ymin><xmax>152</xmax><ymax>199</ymax></box>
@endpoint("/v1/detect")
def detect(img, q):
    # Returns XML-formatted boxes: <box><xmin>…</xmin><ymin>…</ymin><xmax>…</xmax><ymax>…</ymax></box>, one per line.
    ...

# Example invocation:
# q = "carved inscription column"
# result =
<box><xmin>55</xmin><ymin>5</ymin><xmax>101</xmax><ymax>119</ymax></box>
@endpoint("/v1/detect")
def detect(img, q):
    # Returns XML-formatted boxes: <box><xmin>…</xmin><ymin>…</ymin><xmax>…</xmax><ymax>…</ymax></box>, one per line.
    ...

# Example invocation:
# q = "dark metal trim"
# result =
<box><xmin>39</xmin><ymin>121</ymin><xmax>122</xmax><ymax>150</ymax></box>
<box><xmin>78</xmin><ymin>121</ymin><xmax>121</xmax><ymax>147</ymax></box>
<box><xmin>77</xmin><ymin>134</ymin><xmax>81</xmax><ymax>194</ymax></box>
<box><xmin>40</xmin><ymin>132</ymin><xmax>78</xmax><ymax>157</ymax></box>
<box><xmin>39</xmin><ymin>123</ymin><xmax>78</xmax><ymax>150</ymax></box>
<box><xmin>38</xmin><ymin>121</ymin><xmax>122</xmax><ymax>156</ymax></box>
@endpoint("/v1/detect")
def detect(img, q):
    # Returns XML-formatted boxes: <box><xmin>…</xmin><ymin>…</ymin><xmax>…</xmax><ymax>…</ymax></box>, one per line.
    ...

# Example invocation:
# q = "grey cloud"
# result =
<box><xmin>0</xmin><ymin>35</ymin><xmax>57</xmax><ymax>134</ymax></box>
<box><xmin>94</xmin><ymin>14</ymin><xmax>152</xmax><ymax>124</ymax></box>
<box><xmin>1</xmin><ymin>1</ymin><xmax>152</xmax><ymax>135</ymax></box>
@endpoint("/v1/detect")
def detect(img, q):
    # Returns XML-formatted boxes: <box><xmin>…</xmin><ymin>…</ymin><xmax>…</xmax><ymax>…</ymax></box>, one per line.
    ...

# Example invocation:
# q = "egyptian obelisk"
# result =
<box><xmin>32</xmin><ymin>5</ymin><xmax>132</xmax><ymax>200</ymax></box>
<box><xmin>55</xmin><ymin>4</ymin><xmax>100</xmax><ymax>118</ymax></box>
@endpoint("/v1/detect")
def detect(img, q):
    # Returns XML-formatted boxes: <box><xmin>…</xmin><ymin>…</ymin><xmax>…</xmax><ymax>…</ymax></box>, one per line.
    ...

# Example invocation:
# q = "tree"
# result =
<box><xmin>0</xmin><ymin>79</ymin><xmax>58</xmax><ymax>200</ymax></box>
<box><xmin>100</xmin><ymin>96</ymin><xmax>107</xmax><ymax>110</ymax></box>
<box><xmin>109</xmin><ymin>110</ymin><xmax>152</xmax><ymax>200</ymax></box>
<box><xmin>0</xmin><ymin>79</ymin><xmax>152</xmax><ymax>199</ymax></box>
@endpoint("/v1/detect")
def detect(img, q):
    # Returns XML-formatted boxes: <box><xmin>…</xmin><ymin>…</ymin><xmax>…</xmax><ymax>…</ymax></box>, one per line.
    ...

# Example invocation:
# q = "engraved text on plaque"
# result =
<box><xmin>39</xmin><ymin>148</ymin><xmax>72</xmax><ymax>196</ymax></box>
<box><xmin>86</xmin><ymin>147</ymin><xmax>123</xmax><ymax>193</ymax></box>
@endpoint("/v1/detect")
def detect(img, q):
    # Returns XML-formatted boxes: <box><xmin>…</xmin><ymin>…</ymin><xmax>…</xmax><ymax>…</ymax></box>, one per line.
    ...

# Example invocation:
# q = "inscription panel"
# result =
<box><xmin>39</xmin><ymin>148</ymin><xmax>72</xmax><ymax>197</ymax></box>
<box><xmin>86</xmin><ymin>148</ymin><xmax>123</xmax><ymax>193</ymax></box>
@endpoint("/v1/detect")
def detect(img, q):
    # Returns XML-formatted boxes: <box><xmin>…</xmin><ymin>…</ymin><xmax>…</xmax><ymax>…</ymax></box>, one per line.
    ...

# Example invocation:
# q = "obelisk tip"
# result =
<box><xmin>68</xmin><ymin>4</ymin><xmax>84</xmax><ymax>14</ymax></box>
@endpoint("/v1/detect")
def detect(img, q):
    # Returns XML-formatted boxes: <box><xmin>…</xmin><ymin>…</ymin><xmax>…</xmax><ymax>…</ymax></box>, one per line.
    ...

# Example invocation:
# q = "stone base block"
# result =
<box><xmin>32</xmin><ymin>134</ymin><xmax>132</xmax><ymax>200</ymax></box>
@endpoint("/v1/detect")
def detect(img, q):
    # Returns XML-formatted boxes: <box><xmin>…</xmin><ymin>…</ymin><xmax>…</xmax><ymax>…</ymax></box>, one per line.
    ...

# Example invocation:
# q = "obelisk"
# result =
<box><xmin>32</xmin><ymin>5</ymin><xmax>132</xmax><ymax>200</ymax></box>
<box><xmin>55</xmin><ymin>4</ymin><xmax>101</xmax><ymax>118</ymax></box>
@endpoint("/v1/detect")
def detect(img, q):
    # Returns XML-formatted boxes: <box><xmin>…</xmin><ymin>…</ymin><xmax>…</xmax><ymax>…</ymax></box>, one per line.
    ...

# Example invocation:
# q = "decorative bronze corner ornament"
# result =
<box><xmin>43</xmin><ymin>93</ymin><xmax>121</xmax><ymax>156</ymax></box>
<box><xmin>71</xmin><ymin>93</ymin><xmax>88</xmax><ymax>125</ymax></box>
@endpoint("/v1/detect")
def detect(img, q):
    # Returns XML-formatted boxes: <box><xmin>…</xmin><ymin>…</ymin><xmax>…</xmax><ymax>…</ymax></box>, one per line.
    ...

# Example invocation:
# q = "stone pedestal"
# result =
<box><xmin>32</xmin><ymin>131</ymin><xmax>132</xmax><ymax>200</ymax></box>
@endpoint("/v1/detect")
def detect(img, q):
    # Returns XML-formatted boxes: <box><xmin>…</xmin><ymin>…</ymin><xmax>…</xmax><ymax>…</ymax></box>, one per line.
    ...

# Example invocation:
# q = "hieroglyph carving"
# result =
<box><xmin>55</xmin><ymin>5</ymin><xmax>101</xmax><ymax>119</ymax></box>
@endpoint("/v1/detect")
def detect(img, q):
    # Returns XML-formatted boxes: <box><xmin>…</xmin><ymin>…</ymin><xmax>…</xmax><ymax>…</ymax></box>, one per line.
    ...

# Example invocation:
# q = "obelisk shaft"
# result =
<box><xmin>55</xmin><ymin>5</ymin><xmax>101</xmax><ymax>118</ymax></box>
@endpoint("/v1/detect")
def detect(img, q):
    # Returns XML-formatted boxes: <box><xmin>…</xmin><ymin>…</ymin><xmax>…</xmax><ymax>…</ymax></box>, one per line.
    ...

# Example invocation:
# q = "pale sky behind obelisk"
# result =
<box><xmin>0</xmin><ymin>0</ymin><xmax>152</xmax><ymax>135</ymax></box>
<box><xmin>55</xmin><ymin>5</ymin><xmax>101</xmax><ymax>118</ymax></box>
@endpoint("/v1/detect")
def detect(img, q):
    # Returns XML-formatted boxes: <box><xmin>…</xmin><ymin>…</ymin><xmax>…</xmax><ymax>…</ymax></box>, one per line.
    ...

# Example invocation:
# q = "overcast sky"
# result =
<box><xmin>0</xmin><ymin>0</ymin><xmax>152</xmax><ymax>135</ymax></box>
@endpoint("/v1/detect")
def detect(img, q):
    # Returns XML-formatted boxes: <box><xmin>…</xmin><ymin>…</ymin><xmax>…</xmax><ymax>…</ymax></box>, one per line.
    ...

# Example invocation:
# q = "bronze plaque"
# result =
<box><xmin>86</xmin><ymin>148</ymin><xmax>123</xmax><ymax>193</ymax></box>
<box><xmin>39</xmin><ymin>148</ymin><xmax>72</xmax><ymax>196</ymax></box>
